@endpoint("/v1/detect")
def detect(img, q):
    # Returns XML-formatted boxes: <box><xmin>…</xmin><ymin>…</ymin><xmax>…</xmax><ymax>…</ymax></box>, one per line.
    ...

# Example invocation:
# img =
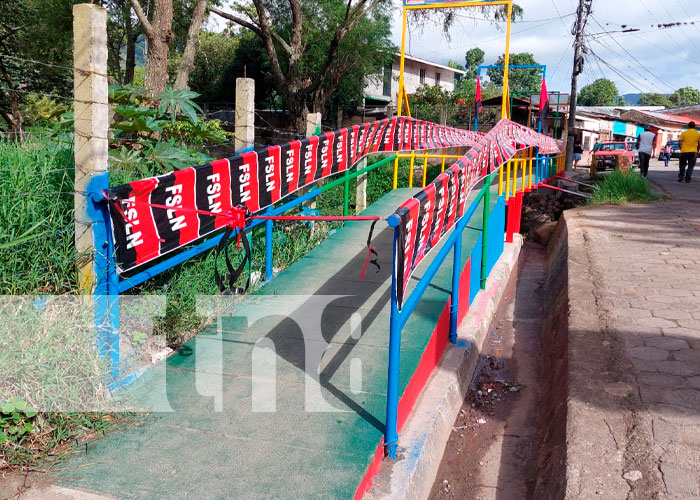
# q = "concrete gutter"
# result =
<box><xmin>365</xmin><ymin>235</ymin><xmax>524</xmax><ymax>500</ymax></box>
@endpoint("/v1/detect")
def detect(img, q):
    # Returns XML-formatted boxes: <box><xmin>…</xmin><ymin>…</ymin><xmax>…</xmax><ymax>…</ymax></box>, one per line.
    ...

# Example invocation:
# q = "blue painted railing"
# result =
<box><xmin>88</xmin><ymin>153</ymin><xmax>399</xmax><ymax>385</ymax></box>
<box><xmin>383</xmin><ymin>171</ymin><xmax>506</xmax><ymax>458</ymax></box>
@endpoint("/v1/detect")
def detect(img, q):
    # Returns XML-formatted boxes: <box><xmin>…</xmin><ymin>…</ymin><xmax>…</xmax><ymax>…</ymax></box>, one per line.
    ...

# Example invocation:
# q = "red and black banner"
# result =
<box><xmin>106</xmin><ymin>116</ymin><xmax>483</xmax><ymax>273</ymax></box>
<box><xmin>393</xmin><ymin>119</ymin><xmax>561</xmax><ymax>308</ymax></box>
<box><xmin>539</xmin><ymin>78</ymin><xmax>550</xmax><ymax>121</ymax></box>
<box><xmin>475</xmin><ymin>78</ymin><xmax>483</xmax><ymax>115</ymax></box>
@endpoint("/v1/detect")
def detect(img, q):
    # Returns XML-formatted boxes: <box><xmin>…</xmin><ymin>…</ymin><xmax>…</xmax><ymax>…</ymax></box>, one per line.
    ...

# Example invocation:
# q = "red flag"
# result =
<box><xmin>539</xmin><ymin>78</ymin><xmax>550</xmax><ymax>120</ymax></box>
<box><xmin>475</xmin><ymin>78</ymin><xmax>483</xmax><ymax>115</ymax></box>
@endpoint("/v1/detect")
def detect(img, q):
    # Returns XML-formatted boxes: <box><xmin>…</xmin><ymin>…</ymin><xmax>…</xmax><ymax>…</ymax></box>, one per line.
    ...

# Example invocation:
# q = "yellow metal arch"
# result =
<box><xmin>392</xmin><ymin>0</ymin><xmax>515</xmax><ymax>189</ymax></box>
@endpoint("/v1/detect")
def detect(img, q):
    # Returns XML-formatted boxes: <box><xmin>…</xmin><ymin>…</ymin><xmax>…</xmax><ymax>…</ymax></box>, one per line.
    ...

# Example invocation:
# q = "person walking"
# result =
<box><xmin>573</xmin><ymin>142</ymin><xmax>583</xmax><ymax>170</ymax></box>
<box><xmin>663</xmin><ymin>143</ymin><xmax>672</xmax><ymax>167</ymax></box>
<box><xmin>679</xmin><ymin>122</ymin><xmax>700</xmax><ymax>183</ymax></box>
<box><xmin>636</xmin><ymin>127</ymin><xmax>656</xmax><ymax>177</ymax></box>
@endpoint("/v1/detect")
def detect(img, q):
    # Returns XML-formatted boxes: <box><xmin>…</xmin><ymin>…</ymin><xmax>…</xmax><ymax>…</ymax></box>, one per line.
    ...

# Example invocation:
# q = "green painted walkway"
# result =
<box><xmin>55</xmin><ymin>187</ymin><xmax>494</xmax><ymax>500</ymax></box>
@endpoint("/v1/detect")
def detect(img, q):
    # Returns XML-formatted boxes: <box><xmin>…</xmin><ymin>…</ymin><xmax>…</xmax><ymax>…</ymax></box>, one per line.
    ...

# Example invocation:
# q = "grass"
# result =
<box><xmin>0</xmin><ymin>138</ymin><xmax>76</xmax><ymax>294</ymax></box>
<box><xmin>589</xmin><ymin>169</ymin><xmax>660</xmax><ymax>205</ymax></box>
<box><xmin>0</xmin><ymin>138</ymin><xmax>127</xmax><ymax>470</ymax></box>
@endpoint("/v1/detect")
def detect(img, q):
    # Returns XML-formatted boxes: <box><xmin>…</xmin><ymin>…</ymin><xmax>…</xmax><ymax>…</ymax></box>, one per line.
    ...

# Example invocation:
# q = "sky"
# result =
<box><xmin>390</xmin><ymin>0</ymin><xmax>700</xmax><ymax>96</ymax></box>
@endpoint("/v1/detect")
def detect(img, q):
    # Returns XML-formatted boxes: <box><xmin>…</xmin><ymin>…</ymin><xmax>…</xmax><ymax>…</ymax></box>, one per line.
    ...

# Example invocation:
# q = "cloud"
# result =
<box><xmin>390</xmin><ymin>0</ymin><xmax>700</xmax><ymax>95</ymax></box>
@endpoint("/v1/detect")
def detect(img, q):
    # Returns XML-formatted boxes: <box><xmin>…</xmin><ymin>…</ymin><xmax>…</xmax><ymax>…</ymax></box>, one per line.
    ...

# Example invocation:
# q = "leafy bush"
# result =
<box><xmin>590</xmin><ymin>170</ymin><xmax>660</xmax><ymax>205</ymax></box>
<box><xmin>105</xmin><ymin>85</ymin><xmax>223</xmax><ymax>178</ymax></box>
<box><xmin>162</xmin><ymin>118</ymin><xmax>232</xmax><ymax>145</ymax></box>
<box><xmin>21</xmin><ymin>95</ymin><xmax>69</xmax><ymax>128</ymax></box>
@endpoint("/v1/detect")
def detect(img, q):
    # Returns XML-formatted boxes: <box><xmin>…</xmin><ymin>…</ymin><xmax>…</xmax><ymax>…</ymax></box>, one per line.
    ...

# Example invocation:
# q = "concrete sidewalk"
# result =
<box><xmin>563</xmin><ymin>158</ymin><xmax>700</xmax><ymax>499</ymax></box>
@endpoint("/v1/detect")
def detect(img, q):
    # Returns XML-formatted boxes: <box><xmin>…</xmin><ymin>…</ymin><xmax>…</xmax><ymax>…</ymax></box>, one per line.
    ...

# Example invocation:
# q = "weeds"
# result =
<box><xmin>589</xmin><ymin>170</ymin><xmax>660</xmax><ymax>205</ymax></box>
<box><xmin>0</xmin><ymin>139</ymin><xmax>76</xmax><ymax>295</ymax></box>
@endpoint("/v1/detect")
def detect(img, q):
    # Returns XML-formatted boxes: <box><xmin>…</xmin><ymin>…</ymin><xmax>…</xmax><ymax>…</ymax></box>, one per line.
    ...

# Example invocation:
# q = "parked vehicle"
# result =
<box><xmin>592</xmin><ymin>141</ymin><xmax>636</xmax><ymax>171</ymax></box>
<box><xmin>659</xmin><ymin>140</ymin><xmax>680</xmax><ymax>160</ymax></box>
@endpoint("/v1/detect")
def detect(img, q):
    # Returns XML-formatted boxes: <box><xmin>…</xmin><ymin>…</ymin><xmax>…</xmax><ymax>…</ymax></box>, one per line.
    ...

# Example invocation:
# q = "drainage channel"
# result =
<box><xmin>429</xmin><ymin>241</ymin><xmax>547</xmax><ymax>500</ymax></box>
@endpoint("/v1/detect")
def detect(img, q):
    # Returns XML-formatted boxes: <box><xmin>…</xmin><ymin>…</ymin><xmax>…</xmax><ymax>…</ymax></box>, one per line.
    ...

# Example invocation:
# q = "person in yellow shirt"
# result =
<box><xmin>678</xmin><ymin>121</ymin><xmax>700</xmax><ymax>183</ymax></box>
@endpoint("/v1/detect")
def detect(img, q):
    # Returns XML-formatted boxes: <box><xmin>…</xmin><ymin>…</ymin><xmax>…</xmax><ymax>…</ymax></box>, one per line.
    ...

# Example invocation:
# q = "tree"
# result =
<box><xmin>578</xmin><ymin>78</ymin><xmax>619</xmax><ymax>106</ymax></box>
<box><xmin>447</xmin><ymin>60</ymin><xmax>465</xmax><ymax>72</ymax></box>
<box><xmin>408</xmin><ymin>3</ymin><xmax>523</xmax><ymax>37</ymax></box>
<box><xmin>129</xmin><ymin>0</ymin><xmax>174</xmax><ymax>93</ymax></box>
<box><xmin>669</xmin><ymin>86</ymin><xmax>700</xmax><ymax>107</ymax></box>
<box><xmin>614</xmin><ymin>96</ymin><xmax>627</xmax><ymax>106</ymax></box>
<box><xmin>0</xmin><ymin>0</ymin><xmax>78</xmax><ymax>137</ymax></box>
<box><xmin>104</xmin><ymin>0</ymin><xmax>144</xmax><ymax>84</ymax></box>
<box><xmin>173</xmin><ymin>0</ymin><xmax>208</xmax><ymax>89</ymax></box>
<box><xmin>486</xmin><ymin>52</ymin><xmax>541</xmax><ymax>93</ymax></box>
<box><xmin>188</xmin><ymin>31</ymin><xmax>240</xmax><ymax>102</ymax></box>
<box><xmin>210</xmin><ymin>0</ymin><xmax>394</xmax><ymax>132</ymax></box>
<box><xmin>637</xmin><ymin>93</ymin><xmax>673</xmax><ymax>107</ymax></box>
<box><xmin>465</xmin><ymin>48</ymin><xmax>484</xmax><ymax>80</ymax></box>
<box><xmin>129</xmin><ymin>0</ymin><xmax>211</xmax><ymax>93</ymax></box>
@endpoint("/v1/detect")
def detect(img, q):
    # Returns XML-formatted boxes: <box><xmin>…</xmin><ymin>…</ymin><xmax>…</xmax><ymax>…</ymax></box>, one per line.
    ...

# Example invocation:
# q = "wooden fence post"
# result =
<box><xmin>73</xmin><ymin>3</ymin><xmax>109</xmax><ymax>293</ymax></box>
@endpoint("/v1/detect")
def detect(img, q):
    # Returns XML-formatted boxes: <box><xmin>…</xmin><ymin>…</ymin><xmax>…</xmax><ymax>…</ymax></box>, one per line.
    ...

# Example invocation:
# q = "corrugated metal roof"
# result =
<box><xmin>577</xmin><ymin>106</ymin><xmax>666</xmax><ymax>119</ymax></box>
<box><xmin>664</xmin><ymin>104</ymin><xmax>700</xmax><ymax>114</ymax></box>
<box><xmin>623</xmin><ymin>109</ymin><xmax>694</xmax><ymax>125</ymax></box>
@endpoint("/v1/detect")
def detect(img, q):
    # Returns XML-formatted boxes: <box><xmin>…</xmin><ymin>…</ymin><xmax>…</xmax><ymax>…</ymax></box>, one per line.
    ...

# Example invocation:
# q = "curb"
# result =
<box><xmin>364</xmin><ymin>234</ymin><xmax>524</xmax><ymax>500</ymax></box>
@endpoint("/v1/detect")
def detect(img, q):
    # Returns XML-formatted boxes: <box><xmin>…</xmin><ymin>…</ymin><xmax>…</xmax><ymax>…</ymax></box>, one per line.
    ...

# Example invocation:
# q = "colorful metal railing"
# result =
<box><xmin>382</xmin><ymin>146</ymin><xmax>564</xmax><ymax>458</ymax></box>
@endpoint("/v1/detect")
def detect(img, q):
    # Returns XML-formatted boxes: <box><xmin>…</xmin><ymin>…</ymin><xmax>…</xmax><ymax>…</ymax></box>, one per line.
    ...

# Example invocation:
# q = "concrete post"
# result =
<box><xmin>355</xmin><ymin>157</ymin><xmax>368</xmax><ymax>214</ymax></box>
<box><xmin>439</xmin><ymin>106</ymin><xmax>447</xmax><ymax>125</ymax></box>
<box><xmin>235</xmin><ymin>77</ymin><xmax>254</xmax><ymax>153</ymax></box>
<box><xmin>303</xmin><ymin>112</ymin><xmax>323</xmax><ymax>216</ymax></box>
<box><xmin>386</xmin><ymin>104</ymin><xmax>394</xmax><ymax>119</ymax></box>
<box><xmin>73</xmin><ymin>3</ymin><xmax>109</xmax><ymax>293</ymax></box>
<box><xmin>306</xmin><ymin>112</ymin><xmax>322</xmax><ymax>137</ymax></box>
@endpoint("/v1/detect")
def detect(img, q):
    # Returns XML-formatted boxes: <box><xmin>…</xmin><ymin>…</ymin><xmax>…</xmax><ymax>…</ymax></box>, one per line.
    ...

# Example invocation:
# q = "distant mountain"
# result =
<box><xmin>621</xmin><ymin>93</ymin><xmax>642</xmax><ymax>105</ymax></box>
<box><xmin>619</xmin><ymin>93</ymin><xmax>673</xmax><ymax>106</ymax></box>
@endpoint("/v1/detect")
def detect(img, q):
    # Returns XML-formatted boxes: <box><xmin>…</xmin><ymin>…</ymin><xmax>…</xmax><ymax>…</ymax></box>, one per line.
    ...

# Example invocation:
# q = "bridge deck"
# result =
<box><xmin>55</xmin><ymin>186</ymin><xmax>498</xmax><ymax>500</ymax></box>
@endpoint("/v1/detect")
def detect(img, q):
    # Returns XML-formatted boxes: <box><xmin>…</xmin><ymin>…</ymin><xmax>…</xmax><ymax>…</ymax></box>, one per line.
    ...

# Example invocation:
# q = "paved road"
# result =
<box><xmin>565</xmin><ymin>158</ymin><xmax>700</xmax><ymax>499</ymax></box>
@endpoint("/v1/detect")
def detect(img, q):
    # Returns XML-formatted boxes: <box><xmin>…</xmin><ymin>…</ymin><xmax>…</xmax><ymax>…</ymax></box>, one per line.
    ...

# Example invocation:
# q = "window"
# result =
<box><xmin>419</xmin><ymin>69</ymin><xmax>426</xmax><ymax>84</ymax></box>
<box><xmin>383</xmin><ymin>63</ymin><xmax>392</xmax><ymax>97</ymax></box>
<box><xmin>435</xmin><ymin>72</ymin><xmax>441</xmax><ymax>86</ymax></box>
<box><xmin>599</xmin><ymin>143</ymin><xmax>627</xmax><ymax>151</ymax></box>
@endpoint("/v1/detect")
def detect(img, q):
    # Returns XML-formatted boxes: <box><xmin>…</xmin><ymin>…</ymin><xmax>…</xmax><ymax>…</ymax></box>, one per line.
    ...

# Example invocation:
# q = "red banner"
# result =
<box><xmin>393</xmin><ymin>119</ymin><xmax>561</xmax><ymax>307</ymax></box>
<box><xmin>107</xmin><ymin>117</ymin><xmax>483</xmax><ymax>273</ymax></box>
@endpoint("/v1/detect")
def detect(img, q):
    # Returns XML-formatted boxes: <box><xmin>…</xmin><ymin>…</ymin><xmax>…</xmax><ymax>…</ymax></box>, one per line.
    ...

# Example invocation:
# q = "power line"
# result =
<box><xmin>658</xmin><ymin>1</ymin><xmax>697</xmax><ymax>46</ymax></box>
<box><xmin>638</xmin><ymin>0</ymin><xmax>687</xmax><ymax>53</ymax></box>
<box><xmin>593</xmin><ymin>16</ymin><xmax>699</xmax><ymax>30</ymax></box>
<box><xmin>674</xmin><ymin>0</ymin><xmax>695</xmax><ymax>26</ymax></box>
<box><xmin>453</xmin><ymin>11</ymin><xmax>575</xmax><ymax>24</ymax></box>
<box><xmin>414</xmin><ymin>17</ymin><xmax>569</xmax><ymax>56</ymax></box>
<box><xmin>589</xmin><ymin>15</ymin><xmax>676</xmax><ymax>93</ymax></box>
<box><xmin>631</xmin><ymin>32</ymin><xmax>700</xmax><ymax>68</ymax></box>
<box><xmin>549</xmin><ymin>0</ymin><xmax>571</xmax><ymax>30</ymax></box>
<box><xmin>588</xmin><ymin>40</ymin><xmax>658</xmax><ymax>94</ymax></box>
<box><xmin>588</xmin><ymin>43</ymin><xmax>609</xmax><ymax>85</ymax></box>
<box><xmin>549</xmin><ymin>39</ymin><xmax>573</xmax><ymax>81</ymax></box>
<box><xmin>586</xmin><ymin>46</ymin><xmax>657</xmax><ymax>95</ymax></box>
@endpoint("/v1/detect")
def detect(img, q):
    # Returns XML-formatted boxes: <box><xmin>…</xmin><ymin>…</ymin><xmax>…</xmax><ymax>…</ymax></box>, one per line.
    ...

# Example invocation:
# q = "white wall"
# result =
<box><xmin>364</xmin><ymin>57</ymin><xmax>460</xmax><ymax>106</ymax></box>
<box><xmin>400</xmin><ymin>59</ymin><xmax>457</xmax><ymax>96</ymax></box>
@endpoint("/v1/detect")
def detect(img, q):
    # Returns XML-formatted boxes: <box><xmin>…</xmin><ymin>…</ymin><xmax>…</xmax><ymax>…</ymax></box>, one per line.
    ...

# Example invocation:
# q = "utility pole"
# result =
<box><xmin>565</xmin><ymin>0</ymin><xmax>592</xmax><ymax>172</ymax></box>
